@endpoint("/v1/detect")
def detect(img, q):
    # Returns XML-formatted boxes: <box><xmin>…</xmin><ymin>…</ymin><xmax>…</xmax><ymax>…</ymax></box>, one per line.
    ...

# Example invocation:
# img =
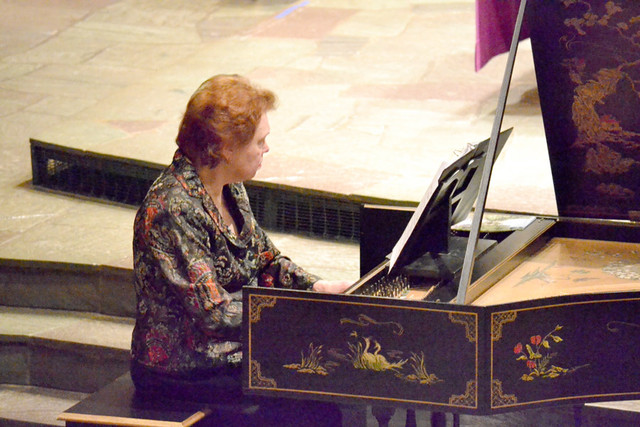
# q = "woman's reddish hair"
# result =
<box><xmin>176</xmin><ymin>75</ymin><xmax>277</xmax><ymax>168</ymax></box>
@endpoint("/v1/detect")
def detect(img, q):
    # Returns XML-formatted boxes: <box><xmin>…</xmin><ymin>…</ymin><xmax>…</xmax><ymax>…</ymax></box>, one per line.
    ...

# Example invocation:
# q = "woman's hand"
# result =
<box><xmin>312</xmin><ymin>280</ymin><xmax>353</xmax><ymax>294</ymax></box>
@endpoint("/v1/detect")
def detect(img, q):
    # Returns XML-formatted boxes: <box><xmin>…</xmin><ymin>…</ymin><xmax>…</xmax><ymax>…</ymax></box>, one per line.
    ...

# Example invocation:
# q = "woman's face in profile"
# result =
<box><xmin>226</xmin><ymin>113</ymin><xmax>270</xmax><ymax>182</ymax></box>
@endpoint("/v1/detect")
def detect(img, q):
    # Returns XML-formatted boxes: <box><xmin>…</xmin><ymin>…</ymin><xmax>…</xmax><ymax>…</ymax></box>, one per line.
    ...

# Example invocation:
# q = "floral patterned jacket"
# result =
<box><xmin>131</xmin><ymin>150</ymin><xmax>319</xmax><ymax>377</ymax></box>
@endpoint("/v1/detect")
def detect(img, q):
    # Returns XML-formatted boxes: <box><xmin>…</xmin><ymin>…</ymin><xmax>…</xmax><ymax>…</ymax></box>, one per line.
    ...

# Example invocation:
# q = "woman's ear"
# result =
<box><xmin>219</xmin><ymin>145</ymin><xmax>234</xmax><ymax>164</ymax></box>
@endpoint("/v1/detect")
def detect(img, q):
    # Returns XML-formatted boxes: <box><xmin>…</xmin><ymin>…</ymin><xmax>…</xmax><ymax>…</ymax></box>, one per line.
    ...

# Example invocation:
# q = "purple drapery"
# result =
<box><xmin>475</xmin><ymin>0</ymin><xmax>530</xmax><ymax>71</ymax></box>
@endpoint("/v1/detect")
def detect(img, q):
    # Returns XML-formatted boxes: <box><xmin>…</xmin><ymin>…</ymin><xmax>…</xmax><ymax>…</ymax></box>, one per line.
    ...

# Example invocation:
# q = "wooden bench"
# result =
<box><xmin>57</xmin><ymin>372</ymin><xmax>256</xmax><ymax>427</ymax></box>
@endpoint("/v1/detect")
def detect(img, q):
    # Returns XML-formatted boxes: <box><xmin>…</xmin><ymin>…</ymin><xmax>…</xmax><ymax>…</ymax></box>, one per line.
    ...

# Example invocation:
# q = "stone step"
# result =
<box><xmin>0</xmin><ymin>306</ymin><xmax>132</xmax><ymax>393</ymax></box>
<box><xmin>0</xmin><ymin>384</ymin><xmax>87</xmax><ymax>427</ymax></box>
<box><xmin>0</xmin><ymin>259</ymin><xmax>135</xmax><ymax>318</ymax></box>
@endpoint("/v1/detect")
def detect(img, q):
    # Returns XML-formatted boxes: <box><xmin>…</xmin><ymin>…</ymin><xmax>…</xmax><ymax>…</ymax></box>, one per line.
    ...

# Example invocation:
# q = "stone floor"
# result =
<box><xmin>0</xmin><ymin>0</ymin><xmax>556</xmax><ymax>283</ymax></box>
<box><xmin>0</xmin><ymin>383</ymin><xmax>87</xmax><ymax>426</ymax></box>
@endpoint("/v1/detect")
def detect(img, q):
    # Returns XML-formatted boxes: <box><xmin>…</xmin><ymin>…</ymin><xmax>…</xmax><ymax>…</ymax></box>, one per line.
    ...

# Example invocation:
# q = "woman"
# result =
<box><xmin>130</xmin><ymin>75</ymin><xmax>349</xmax><ymax>424</ymax></box>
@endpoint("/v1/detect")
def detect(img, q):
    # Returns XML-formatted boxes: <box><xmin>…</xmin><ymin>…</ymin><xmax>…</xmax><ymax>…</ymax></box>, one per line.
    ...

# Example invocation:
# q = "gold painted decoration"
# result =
<box><xmin>449</xmin><ymin>381</ymin><xmax>477</xmax><ymax>407</ymax></box>
<box><xmin>448</xmin><ymin>312</ymin><xmax>477</xmax><ymax>342</ymax></box>
<box><xmin>249</xmin><ymin>295</ymin><xmax>276</xmax><ymax>323</ymax></box>
<box><xmin>283</xmin><ymin>343</ymin><xmax>329</xmax><ymax>376</ymax></box>
<box><xmin>398</xmin><ymin>352</ymin><xmax>443</xmax><ymax>385</ymax></box>
<box><xmin>607</xmin><ymin>320</ymin><xmax>640</xmax><ymax>333</ymax></box>
<box><xmin>340</xmin><ymin>313</ymin><xmax>404</xmax><ymax>336</ymax></box>
<box><xmin>563</xmin><ymin>1</ymin><xmax>640</xmax><ymax>155</ymax></box>
<box><xmin>553</xmin><ymin>1</ymin><xmax>640</xmax><ymax>217</ymax></box>
<box><xmin>249</xmin><ymin>359</ymin><xmax>277</xmax><ymax>388</ymax></box>
<box><xmin>491</xmin><ymin>380</ymin><xmax>518</xmax><ymax>407</ymax></box>
<box><xmin>348</xmin><ymin>332</ymin><xmax>407</xmax><ymax>372</ymax></box>
<box><xmin>280</xmin><ymin>314</ymin><xmax>445</xmax><ymax>388</ymax></box>
<box><xmin>491</xmin><ymin>311</ymin><xmax>518</xmax><ymax>341</ymax></box>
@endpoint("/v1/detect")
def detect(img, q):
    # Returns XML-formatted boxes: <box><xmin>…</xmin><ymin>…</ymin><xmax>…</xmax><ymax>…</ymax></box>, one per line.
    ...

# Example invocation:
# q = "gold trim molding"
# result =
<box><xmin>249</xmin><ymin>295</ymin><xmax>277</xmax><ymax>324</ymax></box>
<box><xmin>491</xmin><ymin>311</ymin><xmax>517</xmax><ymax>341</ymax></box>
<box><xmin>249</xmin><ymin>359</ymin><xmax>277</xmax><ymax>389</ymax></box>
<box><xmin>448</xmin><ymin>312</ymin><xmax>477</xmax><ymax>342</ymax></box>
<box><xmin>449</xmin><ymin>380</ymin><xmax>477</xmax><ymax>408</ymax></box>
<box><xmin>491</xmin><ymin>379</ymin><xmax>518</xmax><ymax>408</ymax></box>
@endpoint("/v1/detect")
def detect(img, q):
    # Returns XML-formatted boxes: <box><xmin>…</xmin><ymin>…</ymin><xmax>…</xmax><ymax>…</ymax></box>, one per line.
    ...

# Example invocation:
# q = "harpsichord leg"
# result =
<box><xmin>371</xmin><ymin>406</ymin><xmax>394</xmax><ymax>427</ymax></box>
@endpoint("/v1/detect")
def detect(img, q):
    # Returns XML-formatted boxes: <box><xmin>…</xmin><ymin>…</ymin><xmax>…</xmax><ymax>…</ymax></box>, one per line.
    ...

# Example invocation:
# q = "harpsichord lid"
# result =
<box><xmin>527</xmin><ymin>0</ymin><xmax>640</xmax><ymax>222</ymax></box>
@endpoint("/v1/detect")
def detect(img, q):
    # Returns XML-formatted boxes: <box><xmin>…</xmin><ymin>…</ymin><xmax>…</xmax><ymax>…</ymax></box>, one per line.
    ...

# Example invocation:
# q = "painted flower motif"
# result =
<box><xmin>515</xmin><ymin>325</ymin><xmax>578</xmax><ymax>382</ymax></box>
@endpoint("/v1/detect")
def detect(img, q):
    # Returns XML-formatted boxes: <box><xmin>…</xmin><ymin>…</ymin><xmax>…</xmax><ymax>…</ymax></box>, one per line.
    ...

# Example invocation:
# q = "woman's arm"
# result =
<box><xmin>312</xmin><ymin>280</ymin><xmax>353</xmax><ymax>294</ymax></box>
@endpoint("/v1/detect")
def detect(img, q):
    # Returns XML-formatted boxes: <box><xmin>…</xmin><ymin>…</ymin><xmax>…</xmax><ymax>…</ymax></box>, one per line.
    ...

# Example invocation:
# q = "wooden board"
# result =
<box><xmin>58</xmin><ymin>373</ymin><xmax>209</xmax><ymax>427</ymax></box>
<box><xmin>473</xmin><ymin>238</ymin><xmax>640</xmax><ymax>306</ymax></box>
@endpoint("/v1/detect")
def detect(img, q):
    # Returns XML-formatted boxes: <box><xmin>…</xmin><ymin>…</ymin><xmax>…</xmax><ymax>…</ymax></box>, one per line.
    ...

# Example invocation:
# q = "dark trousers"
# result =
<box><xmin>130</xmin><ymin>361</ymin><xmax>342</xmax><ymax>426</ymax></box>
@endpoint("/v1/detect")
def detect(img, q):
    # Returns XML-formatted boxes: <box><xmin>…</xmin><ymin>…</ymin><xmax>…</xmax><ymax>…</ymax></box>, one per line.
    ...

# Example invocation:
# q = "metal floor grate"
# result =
<box><xmin>246</xmin><ymin>185</ymin><xmax>360</xmax><ymax>241</ymax></box>
<box><xmin>29</xmin><ymin>139</ymin><xmax>387</xmax><ymax>242</ymax></box>
<box><xmin>31</xmin><ymin>140</ymin><xmax>164</xmax><ymax>207</ymax></box>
